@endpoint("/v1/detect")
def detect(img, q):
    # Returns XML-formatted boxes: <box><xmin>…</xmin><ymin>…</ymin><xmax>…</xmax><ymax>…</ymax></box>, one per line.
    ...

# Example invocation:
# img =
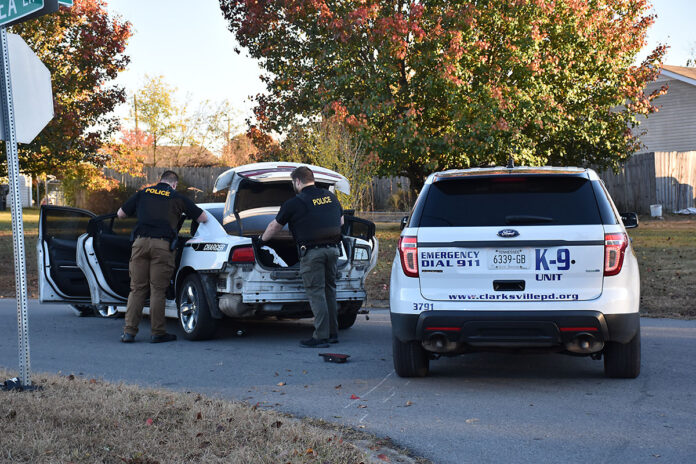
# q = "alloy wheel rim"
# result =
<box><xmin>97</xmin><ymin>305</ymin><xmax>118</xmax><ymax>318</ymax></box>
<box><xmin>180</xmin><ymin>284</ymin><xmax>199</xmax><ymax>333</ymax></box>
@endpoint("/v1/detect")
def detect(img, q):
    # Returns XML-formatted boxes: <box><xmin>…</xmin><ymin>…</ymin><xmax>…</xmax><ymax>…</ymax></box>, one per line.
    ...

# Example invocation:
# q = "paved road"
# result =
<box><xmin>1</xmin><ymin>300</ymin><xmax>695</xmax><ymax>463</ymax></box>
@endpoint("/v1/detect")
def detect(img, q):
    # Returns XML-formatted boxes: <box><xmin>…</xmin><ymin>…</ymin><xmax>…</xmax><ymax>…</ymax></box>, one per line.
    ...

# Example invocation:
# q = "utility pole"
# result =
<box><xmin>133</xmin><ymin>94</ymin><xmax>139</xmax><ymax>139</ymax></box>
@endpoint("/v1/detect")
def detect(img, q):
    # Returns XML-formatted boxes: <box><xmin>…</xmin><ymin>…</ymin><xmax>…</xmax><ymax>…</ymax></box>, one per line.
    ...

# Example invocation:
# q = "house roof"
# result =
<box><xmin>660</xmin><ymin>65</ymin><xmax>696</xmax><ymax>86</ymax></box>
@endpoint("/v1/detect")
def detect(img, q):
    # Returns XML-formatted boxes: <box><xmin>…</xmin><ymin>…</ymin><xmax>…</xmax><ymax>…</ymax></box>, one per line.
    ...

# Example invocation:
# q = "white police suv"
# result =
<box><xmin>390</xmin><ymin>166</ymin><xmax>641</xmax><ymax>378</ymax></box>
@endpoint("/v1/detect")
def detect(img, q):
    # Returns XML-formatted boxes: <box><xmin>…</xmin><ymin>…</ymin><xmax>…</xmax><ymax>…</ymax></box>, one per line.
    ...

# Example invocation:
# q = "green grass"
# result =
<box><xmin>0</xmin><ymin>208</ymin><xmax>39</xmax><ymax>298</ymax></box>
<box><xmin>627</xmin><ymin>216</ymin><xmax>696</xmax><ymax>318</ymax></box>
<box><xmin>0</xmin><ymin>208</ymin><xmax>39</xmax><ymax>231</ymax></box>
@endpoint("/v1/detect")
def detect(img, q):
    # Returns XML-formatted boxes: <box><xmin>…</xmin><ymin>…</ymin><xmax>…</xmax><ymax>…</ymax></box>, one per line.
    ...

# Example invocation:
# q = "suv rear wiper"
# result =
<box><xmin>505</xmin><ymin>215</ymin><xmax>554</xmax><ymax>225</ymax></box>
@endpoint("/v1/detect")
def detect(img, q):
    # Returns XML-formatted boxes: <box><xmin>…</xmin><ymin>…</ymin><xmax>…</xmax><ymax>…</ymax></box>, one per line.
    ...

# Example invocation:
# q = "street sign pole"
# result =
<box><xmin>0</xmin><ymin>26</ymin><xmax>32</xmax><ymax>387</ymax></box>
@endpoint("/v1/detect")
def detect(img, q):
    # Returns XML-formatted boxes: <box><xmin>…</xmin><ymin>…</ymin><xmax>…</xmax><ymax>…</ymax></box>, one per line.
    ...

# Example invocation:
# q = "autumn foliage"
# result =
<box><xmin>5</xmin><ymin>0</ymin><xmax>131</xmax><ymax>178</ymax></box>
<box><xmin>220</xmin><ymin>0</ymin><xmax>666</xmax><ymax>187</ymax></box>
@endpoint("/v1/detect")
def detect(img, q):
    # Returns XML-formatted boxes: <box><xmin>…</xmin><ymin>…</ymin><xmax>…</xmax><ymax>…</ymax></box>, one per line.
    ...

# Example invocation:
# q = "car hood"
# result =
<box><xmin>213</xmin><ymin>162</ymin><xmax>350</xmax><ymax>194</ymax></box>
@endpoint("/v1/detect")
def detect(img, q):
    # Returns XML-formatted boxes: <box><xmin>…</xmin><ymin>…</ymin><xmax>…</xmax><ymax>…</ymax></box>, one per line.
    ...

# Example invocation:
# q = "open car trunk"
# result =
<box><xmin>254</xmin><ymin>236</ymin><xmax>300</xmax><ymax>268</ymax></box>
<box><xmin>216</xmin><ymin>162</ymin><xmax>376</xmax><ymax>270</ymax></box>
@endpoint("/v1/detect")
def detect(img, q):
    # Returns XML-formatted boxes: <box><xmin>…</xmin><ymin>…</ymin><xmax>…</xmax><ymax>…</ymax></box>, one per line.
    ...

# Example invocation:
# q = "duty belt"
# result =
<box><xmin>302</xmin><ymin>243</ymin><xmax>339</xmax><ymax>251</ymax></box>
<box><xmin>135</xmin><ymin>235</ymin><xmax>171</xmax><ymax>241</ymax></box>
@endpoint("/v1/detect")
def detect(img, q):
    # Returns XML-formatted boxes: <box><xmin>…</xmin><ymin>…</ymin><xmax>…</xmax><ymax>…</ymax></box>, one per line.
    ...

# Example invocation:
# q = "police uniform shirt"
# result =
<box><xmin>276</xmin><ymin>185</ymin><xmax>343</xmax><ymax>247</ymax></box>
<box><xmin>121</xmin><ymin>182</ymin><xmax>203</xmax><ymax>239</ymax></box>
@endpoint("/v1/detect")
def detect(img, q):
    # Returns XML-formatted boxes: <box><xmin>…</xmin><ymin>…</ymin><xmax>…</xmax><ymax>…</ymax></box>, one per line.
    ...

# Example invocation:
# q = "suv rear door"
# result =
<box><xmin>415</xmin><ymin>174</ymin><xmax>605</xmax><ymax>302</ymax></box>
<box><xmin>37</xmin><ymin>206</ymin><xmax>95</xmax><ymax>303</ymax></box>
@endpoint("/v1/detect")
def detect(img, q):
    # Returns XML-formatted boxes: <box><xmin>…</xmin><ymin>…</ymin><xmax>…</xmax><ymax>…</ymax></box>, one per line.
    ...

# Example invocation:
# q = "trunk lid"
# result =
<box><xmin>213</xmin><ymin>162</ymin><xmax>350</xmax><ymax>194</ymax></box>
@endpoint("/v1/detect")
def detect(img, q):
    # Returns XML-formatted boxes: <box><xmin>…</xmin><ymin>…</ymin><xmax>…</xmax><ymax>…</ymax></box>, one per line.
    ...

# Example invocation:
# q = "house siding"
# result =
<box><xmin>636</xmin><ymin>79</ymin><xmax>696</xmax><ymax>153</ymax></box>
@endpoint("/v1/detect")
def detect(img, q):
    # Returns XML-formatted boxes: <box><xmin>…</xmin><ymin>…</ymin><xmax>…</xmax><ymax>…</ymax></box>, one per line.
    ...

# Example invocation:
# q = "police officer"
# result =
<box><xmin>261</xmin><ymin>166</ymin><xmax>344</xmax><ymax>348</ymax></box>
<box><xmin>117</xmin><ymin>171</ymin><xmax>208</xmax><ymax>343</ymax></box>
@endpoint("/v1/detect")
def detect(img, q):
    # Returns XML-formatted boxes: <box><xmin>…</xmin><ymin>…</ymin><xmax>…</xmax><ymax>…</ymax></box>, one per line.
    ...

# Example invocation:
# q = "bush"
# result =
<box><xmin>74</xmin><ymin>184</ymin><xmax>135</xmax><ymax>214</ymax></box>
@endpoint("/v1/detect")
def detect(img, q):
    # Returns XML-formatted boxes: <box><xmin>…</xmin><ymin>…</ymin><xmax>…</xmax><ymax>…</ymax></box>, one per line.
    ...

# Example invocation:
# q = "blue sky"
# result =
<box><xmin>108</xmin><ymin>0</ymin><xmax>695</xmax><ymax>129</ymax></box>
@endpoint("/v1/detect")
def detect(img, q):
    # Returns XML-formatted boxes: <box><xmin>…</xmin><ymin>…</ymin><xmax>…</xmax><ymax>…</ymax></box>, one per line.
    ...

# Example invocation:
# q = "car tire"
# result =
<box><xmin>337</xmin><ymin>300</ymin><xmax>362</xmax><ymax>330</ymax></box>
<box><xmin>70</xmin><ymin>304</ymin><xmax>96</xmax><ymax>317</ymax></box>
<box><xmin>603</xmin><ymin>329</ymin><xmax>641</xmax><ymax>379</ymax></box>
<box><xmin>392</xmin><ymin>335</ymin><xmax>429</xmax><ymax>378</ymax></box>
<box><xmin>178</xmin><ymin>273</ymin><xmax>216</xmax><ymax>341</ymax></box>
<box><xmin>95</xmin><ymin>305</ymin><xmax>122</xmax><ymax>318</ymax></box>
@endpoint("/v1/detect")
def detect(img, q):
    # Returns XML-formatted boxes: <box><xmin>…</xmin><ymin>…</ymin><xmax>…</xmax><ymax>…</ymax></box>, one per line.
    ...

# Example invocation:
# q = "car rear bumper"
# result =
<box><xmin>391</xmin><ymin>310</ymin><xmax>640</xmax><ymax>354</ymax></box>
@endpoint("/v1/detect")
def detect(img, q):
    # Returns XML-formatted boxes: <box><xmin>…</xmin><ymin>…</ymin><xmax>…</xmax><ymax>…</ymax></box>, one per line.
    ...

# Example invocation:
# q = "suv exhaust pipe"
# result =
<box><xmin>566</xmin><ymin>333</ymin><xmax>604</xmax><ymax>354</ymax></box>
<box><xmin>423</xmin><ymin>332</ymin><xmax>456</xmax><ymax>353</ymax></box>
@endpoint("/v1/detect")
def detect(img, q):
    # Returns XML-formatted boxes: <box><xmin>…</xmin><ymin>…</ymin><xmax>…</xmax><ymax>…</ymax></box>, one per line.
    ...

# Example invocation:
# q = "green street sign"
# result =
<box><xmin>0</xmin><ymin>1</ymin><xmax>44</xmax><ymax>27</ymax></box>
<box><xmin>58</xmin><ymin>0</ymin><xmax>72</xmax><ymax>6</ymax></box>
<box><xmin>0</xmin><ymin>0</ymin><xmax>58</xmax><ymax>28</ymax></box>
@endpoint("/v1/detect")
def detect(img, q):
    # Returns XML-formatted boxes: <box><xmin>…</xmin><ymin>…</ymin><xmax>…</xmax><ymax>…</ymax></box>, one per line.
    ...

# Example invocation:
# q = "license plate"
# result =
<box><xmin>488</xmin><ymin>248</ymin><xmax>531</xmax><ymax>270</ymax></box>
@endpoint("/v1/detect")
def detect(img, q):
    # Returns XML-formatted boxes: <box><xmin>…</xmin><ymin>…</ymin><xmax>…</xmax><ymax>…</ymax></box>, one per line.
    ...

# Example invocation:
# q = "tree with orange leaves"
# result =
<box><xmin>221</xmin><ymin>0</ymin><xmax>666</xmax><ymax>188</ymax></box>
<box><xmin>4</xmin><ymin>0</ymin><xmax>131</xmax><ymax>178</ymax></box>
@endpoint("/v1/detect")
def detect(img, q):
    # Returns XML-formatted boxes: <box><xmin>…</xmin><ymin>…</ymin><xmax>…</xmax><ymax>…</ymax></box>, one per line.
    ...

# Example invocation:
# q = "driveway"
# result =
<box><xmin>1</xmin><ymin>300</ymin><xmax>695</xmax><ymax>463</ymax></box>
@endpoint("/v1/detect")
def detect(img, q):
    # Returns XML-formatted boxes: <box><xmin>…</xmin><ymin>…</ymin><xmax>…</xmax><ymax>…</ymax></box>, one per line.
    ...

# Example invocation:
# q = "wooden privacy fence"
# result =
<box><xmin>599</xmin><ymin>151</ymin><xmax>696</xmax><ymax>214</ymax></box>
<box><xmin>104</xmin><ymin>167</ymin><xmax>228</xmax><ymax>197</ymax></box>
<box><xmin>104</xmin><ymin>167</ymin><xmax>413</xmax><ymax>211</ymax></box>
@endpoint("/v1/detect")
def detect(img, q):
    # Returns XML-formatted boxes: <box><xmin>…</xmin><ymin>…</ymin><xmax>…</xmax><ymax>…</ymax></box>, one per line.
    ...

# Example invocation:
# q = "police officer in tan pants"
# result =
<box><xmin>117</xmin><ymin>171</ymin><xmax>207</xmax><ymax>343</ymax></box>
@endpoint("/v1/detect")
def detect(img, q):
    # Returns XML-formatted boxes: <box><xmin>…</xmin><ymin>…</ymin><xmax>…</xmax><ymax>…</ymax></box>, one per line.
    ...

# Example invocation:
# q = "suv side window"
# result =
<box><xmin>414</xmin><ymin>175</ymin><xmax>602</xmax><ymax>227</ymax></box>
<box><xmin>592</xmin><ymin>180</ymin><xmax>620</xmax><ymax>225</ymax></box>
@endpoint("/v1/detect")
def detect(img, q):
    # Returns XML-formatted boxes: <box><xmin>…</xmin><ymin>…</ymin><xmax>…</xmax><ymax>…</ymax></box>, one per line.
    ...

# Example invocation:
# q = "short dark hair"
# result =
<box><xmin>291</xmin><ymin>166</ymin><xmax>314</xmax><ymax>184</ymax></box>
<box><xmin>160</xmin><ymin>170</ymin><xmax>179</xmax><ymax>184</ymax></box>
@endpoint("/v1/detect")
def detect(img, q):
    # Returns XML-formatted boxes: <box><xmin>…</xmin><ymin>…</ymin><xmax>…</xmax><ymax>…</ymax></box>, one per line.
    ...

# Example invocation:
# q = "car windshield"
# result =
<box><xmin>417</xmin><ymin>175</ymin><xmax>602</xmax><ymax>227</ymax></box>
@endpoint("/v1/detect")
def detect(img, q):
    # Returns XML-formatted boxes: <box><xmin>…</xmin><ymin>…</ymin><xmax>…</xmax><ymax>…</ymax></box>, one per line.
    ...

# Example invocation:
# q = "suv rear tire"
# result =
<box><xmin>393</xmin><ymin>336</ymin><xmax>429</xmax><ymax>377</ymax></box>
<box><xmin>603</xmin><ymin>330</ymin><xmax>641</xmax><ymax>378</ymax></box>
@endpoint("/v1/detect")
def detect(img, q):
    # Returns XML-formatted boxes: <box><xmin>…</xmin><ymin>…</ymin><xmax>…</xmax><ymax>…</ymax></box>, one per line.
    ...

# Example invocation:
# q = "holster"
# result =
<box><xmin>169</xmin><ymin>236</ymin><xmax>178</xmax><ymax>252</ymax></box>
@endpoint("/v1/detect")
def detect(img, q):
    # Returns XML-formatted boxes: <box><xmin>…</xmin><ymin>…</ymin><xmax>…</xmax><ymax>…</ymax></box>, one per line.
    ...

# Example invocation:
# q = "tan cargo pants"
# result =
<box><xmin>123</xmin><ymin>237</ymin><xmax>175</xmax><ymax>336</ymax></box>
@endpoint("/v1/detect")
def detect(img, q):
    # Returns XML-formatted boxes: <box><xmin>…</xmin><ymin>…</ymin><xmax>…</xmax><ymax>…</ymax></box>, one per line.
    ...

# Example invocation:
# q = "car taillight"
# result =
<box><xmin>229</xmin><ymin>245</ymin><xmax>255</xmax><ymax>263</ymax></box>
<box><xmin>604</xmin><ymin>233</ymin><xmax>628</xmax><ymax>276</ymax></box>
<box><xmin>398</xmin><ymin>236</ymin><xmax>418</xmax><ymax>277</ymax></box>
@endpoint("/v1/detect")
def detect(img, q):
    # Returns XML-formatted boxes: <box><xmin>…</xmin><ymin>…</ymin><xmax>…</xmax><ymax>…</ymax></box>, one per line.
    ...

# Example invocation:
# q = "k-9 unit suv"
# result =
<box><xmin>390</xmin><ymin>166</ymin><xmax>641</xmax><ymax>378</ymax></box>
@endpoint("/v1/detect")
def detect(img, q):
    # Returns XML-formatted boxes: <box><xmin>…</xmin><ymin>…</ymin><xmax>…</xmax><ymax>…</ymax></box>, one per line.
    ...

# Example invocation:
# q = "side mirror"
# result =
<box><xmin>400</xmin><ymin>216</ymin><xmax>409</xmax><ymax>231</ymax></box>
<box><xmin>620</xmin><ymin>212</ymin><xmax>639</xmax><ymax>229</ymax></box>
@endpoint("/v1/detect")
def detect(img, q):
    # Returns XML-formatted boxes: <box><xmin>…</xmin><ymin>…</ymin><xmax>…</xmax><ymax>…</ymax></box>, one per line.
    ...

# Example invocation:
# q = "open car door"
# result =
<box><xmin>77</xmin><ymin>213</ymin><xmax>136</xmax><ymax>305</ymax></box>
<box><xmin>341</xmin><ymin>215</ymin><xmax>379</xmax><ymax>271</ymax></box>
<box><xmin>37</xmin><ymin>206</ymin><xmax>95</xmax><ymax>304</ymax></box>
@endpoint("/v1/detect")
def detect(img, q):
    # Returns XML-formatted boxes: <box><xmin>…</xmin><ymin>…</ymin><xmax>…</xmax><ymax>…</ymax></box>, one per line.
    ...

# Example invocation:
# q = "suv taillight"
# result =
<box><xmin>398</xmin><ymin>236</ymin><xmax>418</xmax><ymax>277</ymax></box>
<box><xmin>604</xmin><ymin>233</ymin><xmax>628</xmax><ymax>276</ymax></box>
<box><xmin>229</xmin><ymin>245</ymin><xmax>255</xmax><ymax>263</ymax></box>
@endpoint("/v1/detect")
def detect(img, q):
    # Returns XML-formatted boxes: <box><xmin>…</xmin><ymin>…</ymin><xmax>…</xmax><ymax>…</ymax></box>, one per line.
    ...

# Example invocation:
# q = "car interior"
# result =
<box><xmin>41</xmin><ymin>207</ymin><xmax>94</xmax><ymax>297</ymax></box>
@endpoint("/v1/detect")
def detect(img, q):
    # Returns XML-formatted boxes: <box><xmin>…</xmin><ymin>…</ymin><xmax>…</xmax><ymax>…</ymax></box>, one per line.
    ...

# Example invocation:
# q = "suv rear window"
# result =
<box><xmin>416</xmin><ymin>176</ymin><xmax>602</xmax><ymax>227</ymax></box>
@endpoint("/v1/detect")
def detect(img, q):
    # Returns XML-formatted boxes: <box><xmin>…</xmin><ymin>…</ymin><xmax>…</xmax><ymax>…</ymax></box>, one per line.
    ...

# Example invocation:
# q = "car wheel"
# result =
<box><xmin>392</xmin><ymin>335</ymin><xmax>429</xmax><ymax>378</ymax></box>
<box><xmin>604</xmin><ymin>330</ymin><xmax>641</xmax><ymax>379</ymax></box>
<box><xmin>178</xmin><ymin>273</ymin><xmax>216</xmax><ymax>341</ymax></box>
<box><xmin>95</xmin><ymin>305</ymin><xmax>121</xmax><ymax>318</ymax></box>
<box><xmin>70</xmin><ymin>304</ymin><xmax>96</xmax><ymax>317</ymax></box>
<box><xmin>337</xmin><ymin>300</ymin><xmax>362</xmax><ymax>330</ymax></box>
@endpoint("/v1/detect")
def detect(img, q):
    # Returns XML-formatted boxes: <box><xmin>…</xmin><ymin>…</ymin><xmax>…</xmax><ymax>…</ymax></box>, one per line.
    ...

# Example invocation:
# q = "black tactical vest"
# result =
<box><xmin>132</xmin><ymin>183</ymin><xmax>180</xmax><ymax>239</ymax></box>
<box><xmin>289</xmin><ymin>186</ymin><xmax>342</xmax><ymax>246</ymax></box>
